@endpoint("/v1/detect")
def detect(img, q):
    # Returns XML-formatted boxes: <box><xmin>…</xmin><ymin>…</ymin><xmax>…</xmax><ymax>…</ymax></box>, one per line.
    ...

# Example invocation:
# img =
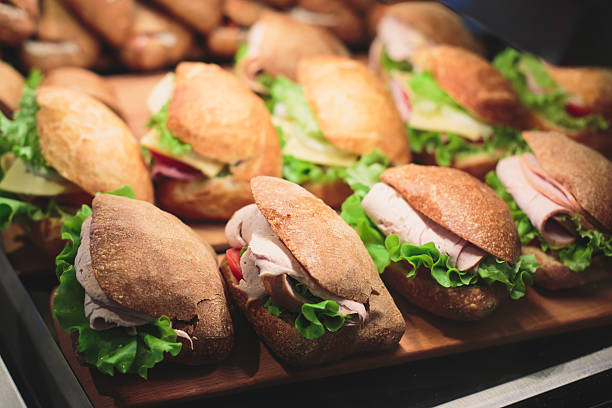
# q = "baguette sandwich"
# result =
<box><xmin>487</xmin><ymin>131</ymin><xmax>611</xmax><ymax>290</ymax></box>
<box><xmin>221</xmin><ymin>176</ymin><xmax>405</xmax><ymax>366</ymax></box>
<box><xmin>369</xmin><ymin>2</ymin><xmax>484</xmax><ymax>76</ymax></box>
<box><xmin>378</xmin><ymin>45</ymin><xmax>529</xmax><ymax>179</ymax></box>
<box><xmin>53</xmin><ymin>192</ymin><xmax>234</xmax><ymax>378</ymax></box>
<box><xmin>268</xmin><ymin>55</ymin><xmax>411</xmax><ymax>208</ymax></box>
<box><xmin>142</xmin><ymin>62</ymin><xmax>281</xmax><ymax>220</ymax></box>
<box><xmin>235</xmin><ymin>10</ymin><xmax>349</xmax><ymax>94</ymax></box>
<box><xmin>341</xmin><ymin>164</ymin><xmax>539</xmax><ymax>321</ymax></box>
<box><xmin>0</xmin><ymin>70</ymin><xmax>153</xmax><ymax>256</ymax></box>
<box><xmin>494</xmin><ymin>48</ymin><xmax>612</xmax><ymax>156</ymax></box>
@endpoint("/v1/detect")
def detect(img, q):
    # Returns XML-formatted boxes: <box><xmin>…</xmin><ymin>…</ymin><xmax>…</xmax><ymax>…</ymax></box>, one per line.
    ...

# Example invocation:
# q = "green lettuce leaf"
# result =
<box><xmin>380</xmin><ymin>47</ymin><xmax>413</xmax><ymax>73</ymax></box>
<box><xmin>269</xmin><ymin>76</ymin><xmax>321</xmax><ymax>135</ymax></box>
<box><xmin>0</xmin><ymin>69</ymin><xmax>50</xmax><ymax>174</ymax></box>
<box><xmin>408</xmin><ymin>71</ymin><xmax>465</xmax><ymax>110</ymax></box>
<box><xmin>146</xmin><ymin>102</ymin><xmax>192</xmax><ymax>156</ymax></box>
<box><xmin>343</xmin><ymin>150</ymin><xmax>389</xmax><ymax>198</ymax></box>
<box><xmin>263</xmin><ymin>280</ymin><xmax>350</xmax><ymax>339</ymax></box>
<box><xmin>486</xmin><ymin>171</ymin><xmax>612</xmax><ymax>272</ymax></box>
<box><xmin>234</xmin><ymin>43</ymin><xmax>249</xmax><ymax>64</ymax></box>
<box><xmin>282</xmin><ymin>154</ymin><xmax>346</xmax><ymax>185</ymax></box>
<box><xmin>493</xmin><ymin>48</ymin><xmax>608</xmax><ymax>132</ymax></box>
<box><xmin>340</xmin><ymin>190</ymin><xmax>539</xmax><ymax>298</ymax></box>
<box><xmin>53</xmin><ymin>190</ymin><xmax>182</xmax><ymax>378</ymax></box>
<box><xmin>408</xmin><ymin>126</ymin><xmax>530</xmax><ymax>167</ymax></box>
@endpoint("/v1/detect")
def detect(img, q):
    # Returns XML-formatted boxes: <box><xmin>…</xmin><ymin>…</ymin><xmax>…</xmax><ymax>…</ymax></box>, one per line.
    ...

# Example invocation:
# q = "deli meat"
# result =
<box><xmin>377</xmin><ymin>15</ymin><xmax>433</xmax><ymax>62</ymax></box>
<box><xmin>362</xmin><ymin>183</ymin><xmax>486</xmax><ymax>271</ymax></box>
<box><xmin>496</xmin><ymin>153</ymin><xmax>578</xmax><ymax>246</ymax></box>
<box><xmin>225</xmin><ymin>204</ymin><xmax>367</xmax><ymax>322</ymax></box>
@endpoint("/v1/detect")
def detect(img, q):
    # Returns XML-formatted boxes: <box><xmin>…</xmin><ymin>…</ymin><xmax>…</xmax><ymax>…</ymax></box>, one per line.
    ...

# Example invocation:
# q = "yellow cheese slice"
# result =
<box><xmin>409</xmin><ymin>102</ymin><xmax>493</xmax><ymax>141</ymax></box>
<box><xmin>141</xmin><ymin>130</ymin><xmax>224</xmax><ymax>178</ymax></box>
<box><xmin>0</xmin><ymin>156</ymin><xmax>73</xmax><ymax>196</ymax></box>
<box><xmin>274</xmin><ymin>116</ymin><xmax>357</xmax><ymax>167</ymax></box>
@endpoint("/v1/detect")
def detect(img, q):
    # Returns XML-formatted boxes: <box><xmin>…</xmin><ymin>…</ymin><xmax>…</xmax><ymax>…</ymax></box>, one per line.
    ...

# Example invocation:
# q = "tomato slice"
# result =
<box><xmin>226</xmin><ymin>248</ymin><xmax>243</xmax><ymax>281</ymax></box>
<box><xmin>149</xmin><ymin>150</ymin><xmax>201</xmax><ymax>175</ymax></box>
<box><xmin>566</xmin><ymin>102</ymin><xmax>592</xmax><ymax>117</ymax></box>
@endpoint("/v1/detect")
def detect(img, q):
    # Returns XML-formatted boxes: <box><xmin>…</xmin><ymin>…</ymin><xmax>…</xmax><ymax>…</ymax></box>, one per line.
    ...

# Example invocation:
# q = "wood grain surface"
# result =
<box><xmin>52</xmin><ymin>276</ymin><xmax>612</xmax><ymax>407</ymax></box>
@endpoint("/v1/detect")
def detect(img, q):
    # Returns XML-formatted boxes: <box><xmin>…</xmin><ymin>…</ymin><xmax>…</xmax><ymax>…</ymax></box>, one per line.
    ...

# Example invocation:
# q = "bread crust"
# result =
<box><xmin>381</xmin><ymin>164</ymin><xmax>521</xmax><ymax>263</ymax></box>
<box><xmin>295</xmin><ymin>0</ymin><xmax>367</xmax><ymax>45</ymax></box>
<box><xmin>0</xmin><ymin>0</ymin><xmax>38</xmax><ymax>45</ymax></box>
<box><xmin>62</xmin><ymin>0</ymin><xmax>133</xmax><ymax>46</ymax></box>
<box><xmin>412</xmin><ymin>45</ymin><xmax>525</xmax><ymax>129</ymax></box>
<box><xmin>522</xmin><ymin>246</ymin><xmax>611</xmax><ymax>291</ymax></box>
<box><xmin>247</xmin><ymin>11</ymin><xmax>349</xmax><ymax>81</ymax></box>
<box><xmin>384</xmin><ymin>263</ymin><xmax>507</xmax><ymax>321</ymax></box>
<box><xmin>251</xmin><ymin>176</ymin><xmax>373</xmax><ymax>303</ymax></box>
<box><xmin>381</xmin><ymin>2</ymin><xmax>485</xmax><ymax>55</ymax></box>
<box><xmin>167</xmin><ymin>62</ymin><xmax>282</xmax><ymax>169</ymax></box>
<box><xmin>523</xmin><ymin>131</ymin><xmax>612</xmax><ymax>230</ymax></box>
<box><xmin>89</xmin><ymin>194</ymin><xmax>234</xmax><ymax>363</ymax></box>
<box><xmin>41</xmin><ymin>67</ymin><xmax>122</xmax><ymax>117</ymax></box>
<box><xmin>36</xmin><ymin>87</ymin><xmax>153</xmax><ymax>202</ymax></box>
<box><xmin>151</xmin><ymin>0</ymin><xmax>222</xmax><ymax>35</ymax></box>
<box><xmin>0</xmin><ymin>60</ymin><xmax>23</xmax><ymax>117</ymax></box>
<box><xmin>220</xmin><ymin>258</ymin><xmax>405</xmax><ymax>366</ymax></box>
<box><xmin>297</xmin><ymin>55</ymin><xmax>411</xmax><ymax>164</ymax></box>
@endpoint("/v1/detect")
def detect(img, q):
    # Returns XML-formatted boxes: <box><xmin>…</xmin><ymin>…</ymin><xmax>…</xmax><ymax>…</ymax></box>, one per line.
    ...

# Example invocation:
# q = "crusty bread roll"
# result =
<box><xmin>41</xmin><ymin>67</ymin><xmax>122</xmax><ymax>117</ymax></box>
<box><xmin>151</xmin><ymin>0</ymin><xmax>222</xmax><ymax>35</ymax></box>
<box><xmin>376</xmin><ymin>164</ymin><xmax>523</xmax><ymax>319</ymax></box>
<box><xmin>298</xmin><ymin>55</ymin><xmax>411</xmax><ymax>164</ymax></box>
<box><xmin>294</xmin><ymin>0</ymin><xmax>366</xmax><ymax>46</ymax></box>
<box><xmin>0</xmin><ymin>60</ymin><xmax>24</xmax><ymax>117</ymax></box>
<box><xmin>36</xmin><ymin>86</ymin><xmax>154</xmax><ymax>202</ymax></box>
<box><xmin>61</xmin><ymin>0</ymin><xmax>133</xmax><ymax>47</ymax></box>
<box><xmin>154</xmin><ymin>62</ymin><xmax>281</xmax><ymax>220</ymax></box>
<box><xmin>0</xmin><ymin>0</ymin><xmax>38</xmax><ymax>45</ymax></box>
<box><xmin>84</xmin><ymin>194</ymin><xmax>234</xmax><ymax>363</ymax></box>
<box><xmin>221</xmin><ymin>176</ymin><xmax>405</xmax><ymax>366</ymax></box>
<box><xmin>412</xmin><ymin>45</ymin><xmax>526</xmax><ymax>130</ymax></box>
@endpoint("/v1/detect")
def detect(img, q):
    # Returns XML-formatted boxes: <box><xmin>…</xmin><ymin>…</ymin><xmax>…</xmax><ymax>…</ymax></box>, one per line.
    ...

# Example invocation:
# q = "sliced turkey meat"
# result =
<box><xmin>496</xmin><ymin>153</ymin><xmax>579</xmax><ymax>246</ymax></box>
<box><xmin>377</xmin><ymin>15</ymin><xmax>434</xmax><ymax>63</ymax></box>
<box><xmin>225</xmin><ymin>204</ymin><xmax>367</xmax><ymax>322</ymax></box>
<box><xmin>362</xmin><ymin>183</ymin><xmax>486</xmax><ymax>271</ymax></box>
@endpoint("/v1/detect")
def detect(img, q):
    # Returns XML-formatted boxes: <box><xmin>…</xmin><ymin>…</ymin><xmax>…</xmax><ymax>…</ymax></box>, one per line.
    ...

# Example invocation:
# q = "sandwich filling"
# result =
<box><xmin>493</xmin><ymin>48</ymin><xmax>609</xmax><ymax>132</ymax></box>
<box><xmin>0</xmin><ymin>69</ymin><xmax>88</xmax><ymax>230</ymax></box>
<box><xmin>376</xmin><ymin>15</ymin><xmax>434</xmax><ymax>64</ymax></box>
<box><xmin>341</xmin><ymin>179</ymin><xmax>538</xmax><ymax>299</ymax></box>
<box><xmin>377</xmin><ymin>53</ymin><xmax>527</xmax><ymax>166</ymax></box>
<box><xmin>234</xmin><ymin>22</ymin><xmax>275</xmax><ymax>94</ymax></box>
<box><xmin>225</xmin><ymin>203</ymin><xmax>366</xmax><ymax>339</ymax></box>
<box><xmin>488</xmin><ymin>158</ymin><xmax>612</xmax><ymax>272</ymax></box>
<box><xmin>142</xmin><ymin>73</ymin><xmax>228</xmax><ymax>182</ymax></box>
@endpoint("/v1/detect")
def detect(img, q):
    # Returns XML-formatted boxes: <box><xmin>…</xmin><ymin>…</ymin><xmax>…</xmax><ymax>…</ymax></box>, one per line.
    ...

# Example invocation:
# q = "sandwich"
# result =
<box><xmin>494</xmin><ymin>48</ymin><xmax>611</xmax><ymax>156</ymax></box>
<box><xmin>486</xmin><ymin>131</ymin><xmax>611</xmax><ymax>290</ymax></box>
<box><xmin>341</xmin><ymin>164</ymin><xmax>539</xmax><ymax>321</ymax></box>
<box><xmin>0</xmin><ymin>0</ymin><xmax>38</xmax><ymax>45</ymax></box>
<box><xmin>61</xmin><ymin>0</ymin><xmax>133</xmax><ymax>47</ymax></box>
<box><xmin>267</xmin><ymin>55</ymin><xmax>411</xmax><ymax>208</ymax></box>
<box><xmin>221</xmin><ymin>176</ymin><xmax>405</xmax><ymax>366</ymax></box>
<box><xmin>53</xmin><ymin>192</ymin><xmax>234</xmax><ymax>378</ymax></box>
<box><xmin>234</xmin><ymin>10</ymin><xmax>349</xmax><ymax>93</ymax></box>
<box><xmin>0</xmin><ymin>61</ymin><xmax>24</xmax><ymax>118</ymax></box>
<box><xmin>141</xmin><ymin>62</ymin><xmax>281</xmax><ymax>220</ymax></box>
<box><xmin>20</xmin><ymin>0</ymin><xmax>101</xmax><ymax>71</ymax></box>
<box><xmin>0</xmin><ymin>70</ymin><xmax>153</xmax><ymax>257</ymax></box>
<box><xmin>151</xmin><ymin>0</ymin><xmax>222</xmax><ymax>36</ymax></box>
<box><xmin>381</xmin><ymin>45</ymin><xmax>528</xmax><ymax>179</ymax></box>
<box><xmin>369</xmin><ymin>2</ymin><xmax>484</xmax><ymax>75</ymax></box>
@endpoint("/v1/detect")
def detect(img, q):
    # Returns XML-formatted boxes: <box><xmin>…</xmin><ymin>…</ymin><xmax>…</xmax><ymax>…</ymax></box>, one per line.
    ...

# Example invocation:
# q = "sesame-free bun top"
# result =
<box><xmin>382</xmin><ymin>2</ymin><xmax>484</xmax><ymax>55</ymax></box>
<box><xmin>523</xmin><ymin>131</ymin><xmax>612</xmax><ymax>230</ymax></box>
<box><xmin>545</xmin><ymin>64</ymin><xmax>612</xmax><ymax>123</ymax></box>
<box><xmin>251</xmin><ymin>176</ymin><xmax>373</xmax><ymax>304</ymax></box>
<box><xmin>381</xmin><ymin>164</ymin><xmax>521</xmax><ymax>263</ymax></box>
<box><xmin>166</xmin><ymin>62</ymin><xmax>281</xmax><ymax>180</ymax></box>
<box><xmin>88</xmin><ymin>194</ymin><xmax>233</xmax><ymax>361</ymax></box>
<box><xmin>249</xmin><ymin>11</ymin><xmax>349</xmax><ymax>81</ymax></box>
<box><xmin>36</xmin><ymin>87</ymin><xmax>154</xmax><ymax>202</ymax></box>
<box><xmin>412</xmin><ymin>45</ymin><xmax>525</xmax><ymax>129</ymax></box>
<box><xmin>297</xmin><ymin>55</ymin><xmax>411</xmax><ymax>164</ymax></box>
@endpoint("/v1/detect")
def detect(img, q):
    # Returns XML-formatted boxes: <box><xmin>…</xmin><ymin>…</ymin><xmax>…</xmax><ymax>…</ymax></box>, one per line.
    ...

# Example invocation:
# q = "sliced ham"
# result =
<box><xmin>377</xmin><ymin>15</ymin><xmax>433</xmax><ymax>63</ymax></box>
<box><xmin>362</xmin><ymin>183</ymin><xmax>486</xmax><ymax>271</ymax></box>
<box><xmin>496</xmin><ymin>153</ymin><xmax>579</xmax><ymax>246</ymax></box>
<box><xmin>225</xmin><ymin>204</ymin><xmax>367</xmax><ymax>323</ymax></box>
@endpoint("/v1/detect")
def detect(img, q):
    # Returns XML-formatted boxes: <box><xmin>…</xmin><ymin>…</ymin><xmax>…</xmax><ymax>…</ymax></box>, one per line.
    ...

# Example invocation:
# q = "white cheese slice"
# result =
<box><xmin>147</xmin><ymin>73</ymin><xmax>176</xmax><ymax>114</ymax></box>
<box><xmin>141</xmin><ymin>130</ymin><xmax>224</xmax><ymax>179</ymax></box>
<box><xmin>0</xmin><ymin>156</ymin><xmax>73</xmax><ymax>196</ymax></box>
<box><xmin>409</xmin><ymin>102</ymin><xmax>493</xmax><ymax>141</ymax></box>
<box><xmin>273</xmin><ymin>116</ymin><xmax>357</xmax><ymax>167</ymax></box>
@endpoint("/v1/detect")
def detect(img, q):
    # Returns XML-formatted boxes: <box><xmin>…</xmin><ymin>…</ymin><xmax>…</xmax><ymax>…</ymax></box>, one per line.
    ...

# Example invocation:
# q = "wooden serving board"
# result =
<box><xmin>53</xmin><ymin>278</ymin><xmax>612</xmax><ymax>407</ymax></box>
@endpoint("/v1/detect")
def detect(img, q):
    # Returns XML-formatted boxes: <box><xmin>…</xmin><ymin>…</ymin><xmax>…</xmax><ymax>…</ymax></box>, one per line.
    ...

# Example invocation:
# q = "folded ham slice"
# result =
<box><xmin>225</xmin><ymin>204</ymin><xmax>367</xmax><ymax>322</ymax></box>
<box><xmin>496</xmin><ymin>153</ymin><xmax>580</xmax><ymax>246</ymax></box>
<box><xmin>362</xmin><ymin>183</ymin><xmax>486</xmax><ymax>271</ymax></box>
